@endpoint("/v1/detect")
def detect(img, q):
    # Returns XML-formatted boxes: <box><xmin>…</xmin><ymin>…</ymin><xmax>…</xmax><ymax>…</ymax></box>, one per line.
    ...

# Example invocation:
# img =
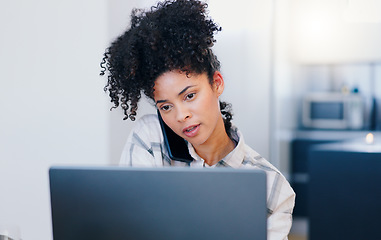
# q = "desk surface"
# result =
<box><xmin>311</xmin><ymin>140</ymin><xmax>381</xmax><ymax>153</ymax></box>
<box><xmin>293</xmin><ymin>130</ymin><xmax>381</xmax><ymax>140</ymax></box>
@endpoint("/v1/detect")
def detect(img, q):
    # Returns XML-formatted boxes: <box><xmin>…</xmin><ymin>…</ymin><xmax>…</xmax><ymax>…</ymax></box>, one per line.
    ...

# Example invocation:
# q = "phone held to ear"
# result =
<box><xmin>158</xmin><ymin>110</ymin><xmax>193</xmax><ymax>163</ymax></box>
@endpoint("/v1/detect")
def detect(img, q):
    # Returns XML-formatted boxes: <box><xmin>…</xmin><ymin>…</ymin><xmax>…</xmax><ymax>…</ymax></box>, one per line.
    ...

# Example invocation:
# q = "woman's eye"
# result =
<box><xmin>185</xmin><ymin>93</ymin><xmax>195</xmax><ymax>100</ymax></box>
<box><xmin>160</xmin><ymin>105</ymin><xmax>171</xmax><ymax>111</ymax></box>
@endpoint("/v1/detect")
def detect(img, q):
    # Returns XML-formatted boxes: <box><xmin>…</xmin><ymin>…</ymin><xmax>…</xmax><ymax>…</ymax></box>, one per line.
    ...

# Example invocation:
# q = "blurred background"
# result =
<box><xmin>1</xmin><ymin>0</ymin><xmax>381</xmax><ymax>239</ymax></box>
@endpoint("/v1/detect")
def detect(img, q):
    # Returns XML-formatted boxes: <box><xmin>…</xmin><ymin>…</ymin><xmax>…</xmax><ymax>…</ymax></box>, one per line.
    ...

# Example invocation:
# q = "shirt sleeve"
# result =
<box><xmin>266</xmin><ymin>170</ymin><xmax>296</xmax><ymax>240</ymax></box>
<box><xmin>119</xmin><ymin>114</ymin><xmax>165</xmax><ymax>167</ymax></box>
<box><xmin>241</xmin><ymin>145</ymin><xmax>296</xmax><ymax>240</ymax></box>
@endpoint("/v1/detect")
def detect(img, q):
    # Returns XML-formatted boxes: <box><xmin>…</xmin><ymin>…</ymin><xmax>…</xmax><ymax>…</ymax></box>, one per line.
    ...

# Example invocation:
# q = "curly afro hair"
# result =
<box><xmin>100</xmin><ymin>0</ymin><xmax>232</xmax><ymax>131</ymax></box>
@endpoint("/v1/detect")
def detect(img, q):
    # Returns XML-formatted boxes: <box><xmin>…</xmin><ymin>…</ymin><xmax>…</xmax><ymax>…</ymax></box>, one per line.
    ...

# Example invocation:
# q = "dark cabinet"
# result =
<box><xmin>308</xmin><ymin>142</ymin><xmax>381</xmax><ymax>240</ymax></box>
<box><xmin>290</xmin><ymin>130</ymin><xmax>375</xmax><ymax>217</ymax></box>
<box><xmin>291</xmin><ymin>139</ymin><xmax>338</xmax><ymax>217</ymax></box>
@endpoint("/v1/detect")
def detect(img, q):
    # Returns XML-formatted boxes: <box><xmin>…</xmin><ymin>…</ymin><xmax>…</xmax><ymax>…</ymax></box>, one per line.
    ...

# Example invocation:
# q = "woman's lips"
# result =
<box><xmin>183</xmin><ymin>124</ymin><xmax>200</xmax><ymax>138</ymax></box>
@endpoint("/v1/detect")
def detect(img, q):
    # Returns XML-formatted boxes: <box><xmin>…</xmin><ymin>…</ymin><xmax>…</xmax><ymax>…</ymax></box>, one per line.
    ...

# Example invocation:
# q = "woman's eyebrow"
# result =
<box><xmin>178</xmin><ymin>85</ymin><xmax>195</xmax><ymax>96</ymax></box>
<box><xmin>156</xmin><ymin>99</ymin><xmax>167</xmax><ymax>104</ymax></box>
<box><xmin>156</xmin><ymin>85</ymin><xmax>196</xmax><ymax>105</ymax></box>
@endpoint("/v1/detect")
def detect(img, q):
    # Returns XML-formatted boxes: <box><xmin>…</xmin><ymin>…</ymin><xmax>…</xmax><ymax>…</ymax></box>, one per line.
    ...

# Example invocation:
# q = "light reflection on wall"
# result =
<box><xmin>290</xmin><ymin>0</ymin><xmax>381</xmax><ymax>64</ymax></box>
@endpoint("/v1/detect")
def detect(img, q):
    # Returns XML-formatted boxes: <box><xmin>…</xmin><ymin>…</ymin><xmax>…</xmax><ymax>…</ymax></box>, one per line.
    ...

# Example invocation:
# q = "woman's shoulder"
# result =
<box><xmin>121</xmin><ymin>113</ymin><xmax>167</xmax><ymax>166</ymax></box>
<box><xmin>130</xmin><ymin>113</ymin><xmax>162</xmax><ymax>141</ymax></box>
<box><xmin>133</xmin><ymin>114</ymin><xmax>160</xmax><ymax>129</ymax></box>
<box><xmin>137</xmin><ymin>113</ymin><xmax>160</xmax><ymax>123</ymax></box>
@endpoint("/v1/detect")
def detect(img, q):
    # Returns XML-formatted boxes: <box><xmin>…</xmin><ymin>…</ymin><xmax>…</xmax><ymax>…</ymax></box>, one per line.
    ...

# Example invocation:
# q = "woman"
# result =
<box><xmin>100</xmin><ymin>0</ymin><xmax>295</xmax><ymax>239</ymax></box>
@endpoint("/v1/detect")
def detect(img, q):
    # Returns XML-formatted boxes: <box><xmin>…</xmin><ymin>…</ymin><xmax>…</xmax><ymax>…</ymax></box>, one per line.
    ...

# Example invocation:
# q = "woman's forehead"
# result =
<box><xmin>153</xmin><ymin>71</ymin><xmax>210</xmax><ymax>97</ymax></box>
<box><xmin>155</xmin><ymin>71</ymin><xmax>208</xmax><ymax>86</ymax></box>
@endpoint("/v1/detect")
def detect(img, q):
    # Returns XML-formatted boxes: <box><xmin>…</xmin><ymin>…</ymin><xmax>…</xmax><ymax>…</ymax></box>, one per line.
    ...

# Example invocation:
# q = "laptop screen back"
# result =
<box><xmin>49</xmin><ymin>167</ymin><xmax>267</xmax><ymax>240</ymax></box>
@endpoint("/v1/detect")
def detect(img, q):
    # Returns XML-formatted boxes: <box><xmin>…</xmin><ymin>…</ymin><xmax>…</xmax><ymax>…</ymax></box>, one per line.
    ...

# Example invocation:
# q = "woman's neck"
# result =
<box><xmin>193</xmin><ymin>118</ymin><xmax>235</xmax><ymax>166</ymax></box>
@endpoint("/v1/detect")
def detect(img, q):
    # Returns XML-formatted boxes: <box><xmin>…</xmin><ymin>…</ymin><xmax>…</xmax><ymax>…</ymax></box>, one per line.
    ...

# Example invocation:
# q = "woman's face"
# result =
<box><xmin>154</xmin><ymin>70</ymin><xmax>225</xmax><ymax>147</ymax></box>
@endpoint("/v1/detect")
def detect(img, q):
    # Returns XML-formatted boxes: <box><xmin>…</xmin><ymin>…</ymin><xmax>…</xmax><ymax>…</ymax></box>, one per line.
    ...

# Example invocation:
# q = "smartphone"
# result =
<box><xmin>157</xmin><ymin>110</ymin><xmax>193</xmax><ymax>163</ymax></box>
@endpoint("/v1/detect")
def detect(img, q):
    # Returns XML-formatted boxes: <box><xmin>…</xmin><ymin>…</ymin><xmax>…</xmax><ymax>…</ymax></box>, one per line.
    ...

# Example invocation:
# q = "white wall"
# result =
<box><xmin>290</xmin><ymin>0</ymin><xmax>381</xmax><ymax>64</ymax></box>
<box><xmin>272</xmin><ymin>0</ymin><xmax>295</xmax><ymax>176</ymax></box>
<box><xmin>209</xmin><ymin>0</ymin><xmax>273</xmax><ymax>161</ymax></box>
<box><xmin>0</xmin><ymin>1</ymin><xmax>109</xmax><ymax>239</ymax></box>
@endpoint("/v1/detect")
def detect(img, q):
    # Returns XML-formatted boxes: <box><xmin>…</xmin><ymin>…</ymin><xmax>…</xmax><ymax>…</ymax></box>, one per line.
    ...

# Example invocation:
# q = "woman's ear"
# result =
<box><xmin>213</xmin><ymin>71</ymin><xmax>224</xmax><ymax>97</ymax></box>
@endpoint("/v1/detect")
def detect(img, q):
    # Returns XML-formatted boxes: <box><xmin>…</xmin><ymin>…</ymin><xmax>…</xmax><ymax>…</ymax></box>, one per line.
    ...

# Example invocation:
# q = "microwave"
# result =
<box><xmin>302</xmin><ymin>92</ymin><xmax>364</xmax><ymax>129</ymax></box>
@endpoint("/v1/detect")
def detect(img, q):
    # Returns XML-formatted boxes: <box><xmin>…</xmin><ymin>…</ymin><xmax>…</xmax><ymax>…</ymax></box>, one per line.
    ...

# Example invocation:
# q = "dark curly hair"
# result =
<box><xmin>100</xmin><ymin>0</ymin><xmax>233</xmax><ymax>132</ymax></box>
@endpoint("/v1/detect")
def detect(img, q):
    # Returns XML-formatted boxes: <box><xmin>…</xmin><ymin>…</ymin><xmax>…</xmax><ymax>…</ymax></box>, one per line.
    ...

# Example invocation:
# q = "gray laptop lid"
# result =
<box><xmin>49</xmin><ymin>167</ymin><xmax>267</xmax><ymax>240</ymax></box>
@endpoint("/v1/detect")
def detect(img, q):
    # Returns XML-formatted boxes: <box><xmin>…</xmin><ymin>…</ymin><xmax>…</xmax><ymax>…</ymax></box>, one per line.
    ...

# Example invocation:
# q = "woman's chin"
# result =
<box><xmin>186</xmin><ymin>136</ymin><xmax>208</xmax><ymax>148</ymax></box>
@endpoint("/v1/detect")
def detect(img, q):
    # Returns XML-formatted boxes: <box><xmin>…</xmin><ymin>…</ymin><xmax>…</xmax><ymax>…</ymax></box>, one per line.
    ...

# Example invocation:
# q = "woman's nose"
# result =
<box><xmin>176</xmin><ymin>106</ymin><xmax>192</xmax><ymax>122</ymax></box>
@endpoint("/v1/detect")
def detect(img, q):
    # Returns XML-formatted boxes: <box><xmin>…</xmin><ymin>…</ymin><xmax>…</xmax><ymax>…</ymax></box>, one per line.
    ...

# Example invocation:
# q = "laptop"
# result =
<box><xmin>49</xmin><ymin>166</ymin><xmax>267</xmax><ymax>240</ymax></box>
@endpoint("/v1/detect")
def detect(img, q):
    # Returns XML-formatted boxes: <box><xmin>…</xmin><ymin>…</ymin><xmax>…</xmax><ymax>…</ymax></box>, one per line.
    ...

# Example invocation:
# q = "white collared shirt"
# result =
<box><xmin>120</xmin><ymin>114</ymin><xmax>295</xmax><ymax>240</ymax></box>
